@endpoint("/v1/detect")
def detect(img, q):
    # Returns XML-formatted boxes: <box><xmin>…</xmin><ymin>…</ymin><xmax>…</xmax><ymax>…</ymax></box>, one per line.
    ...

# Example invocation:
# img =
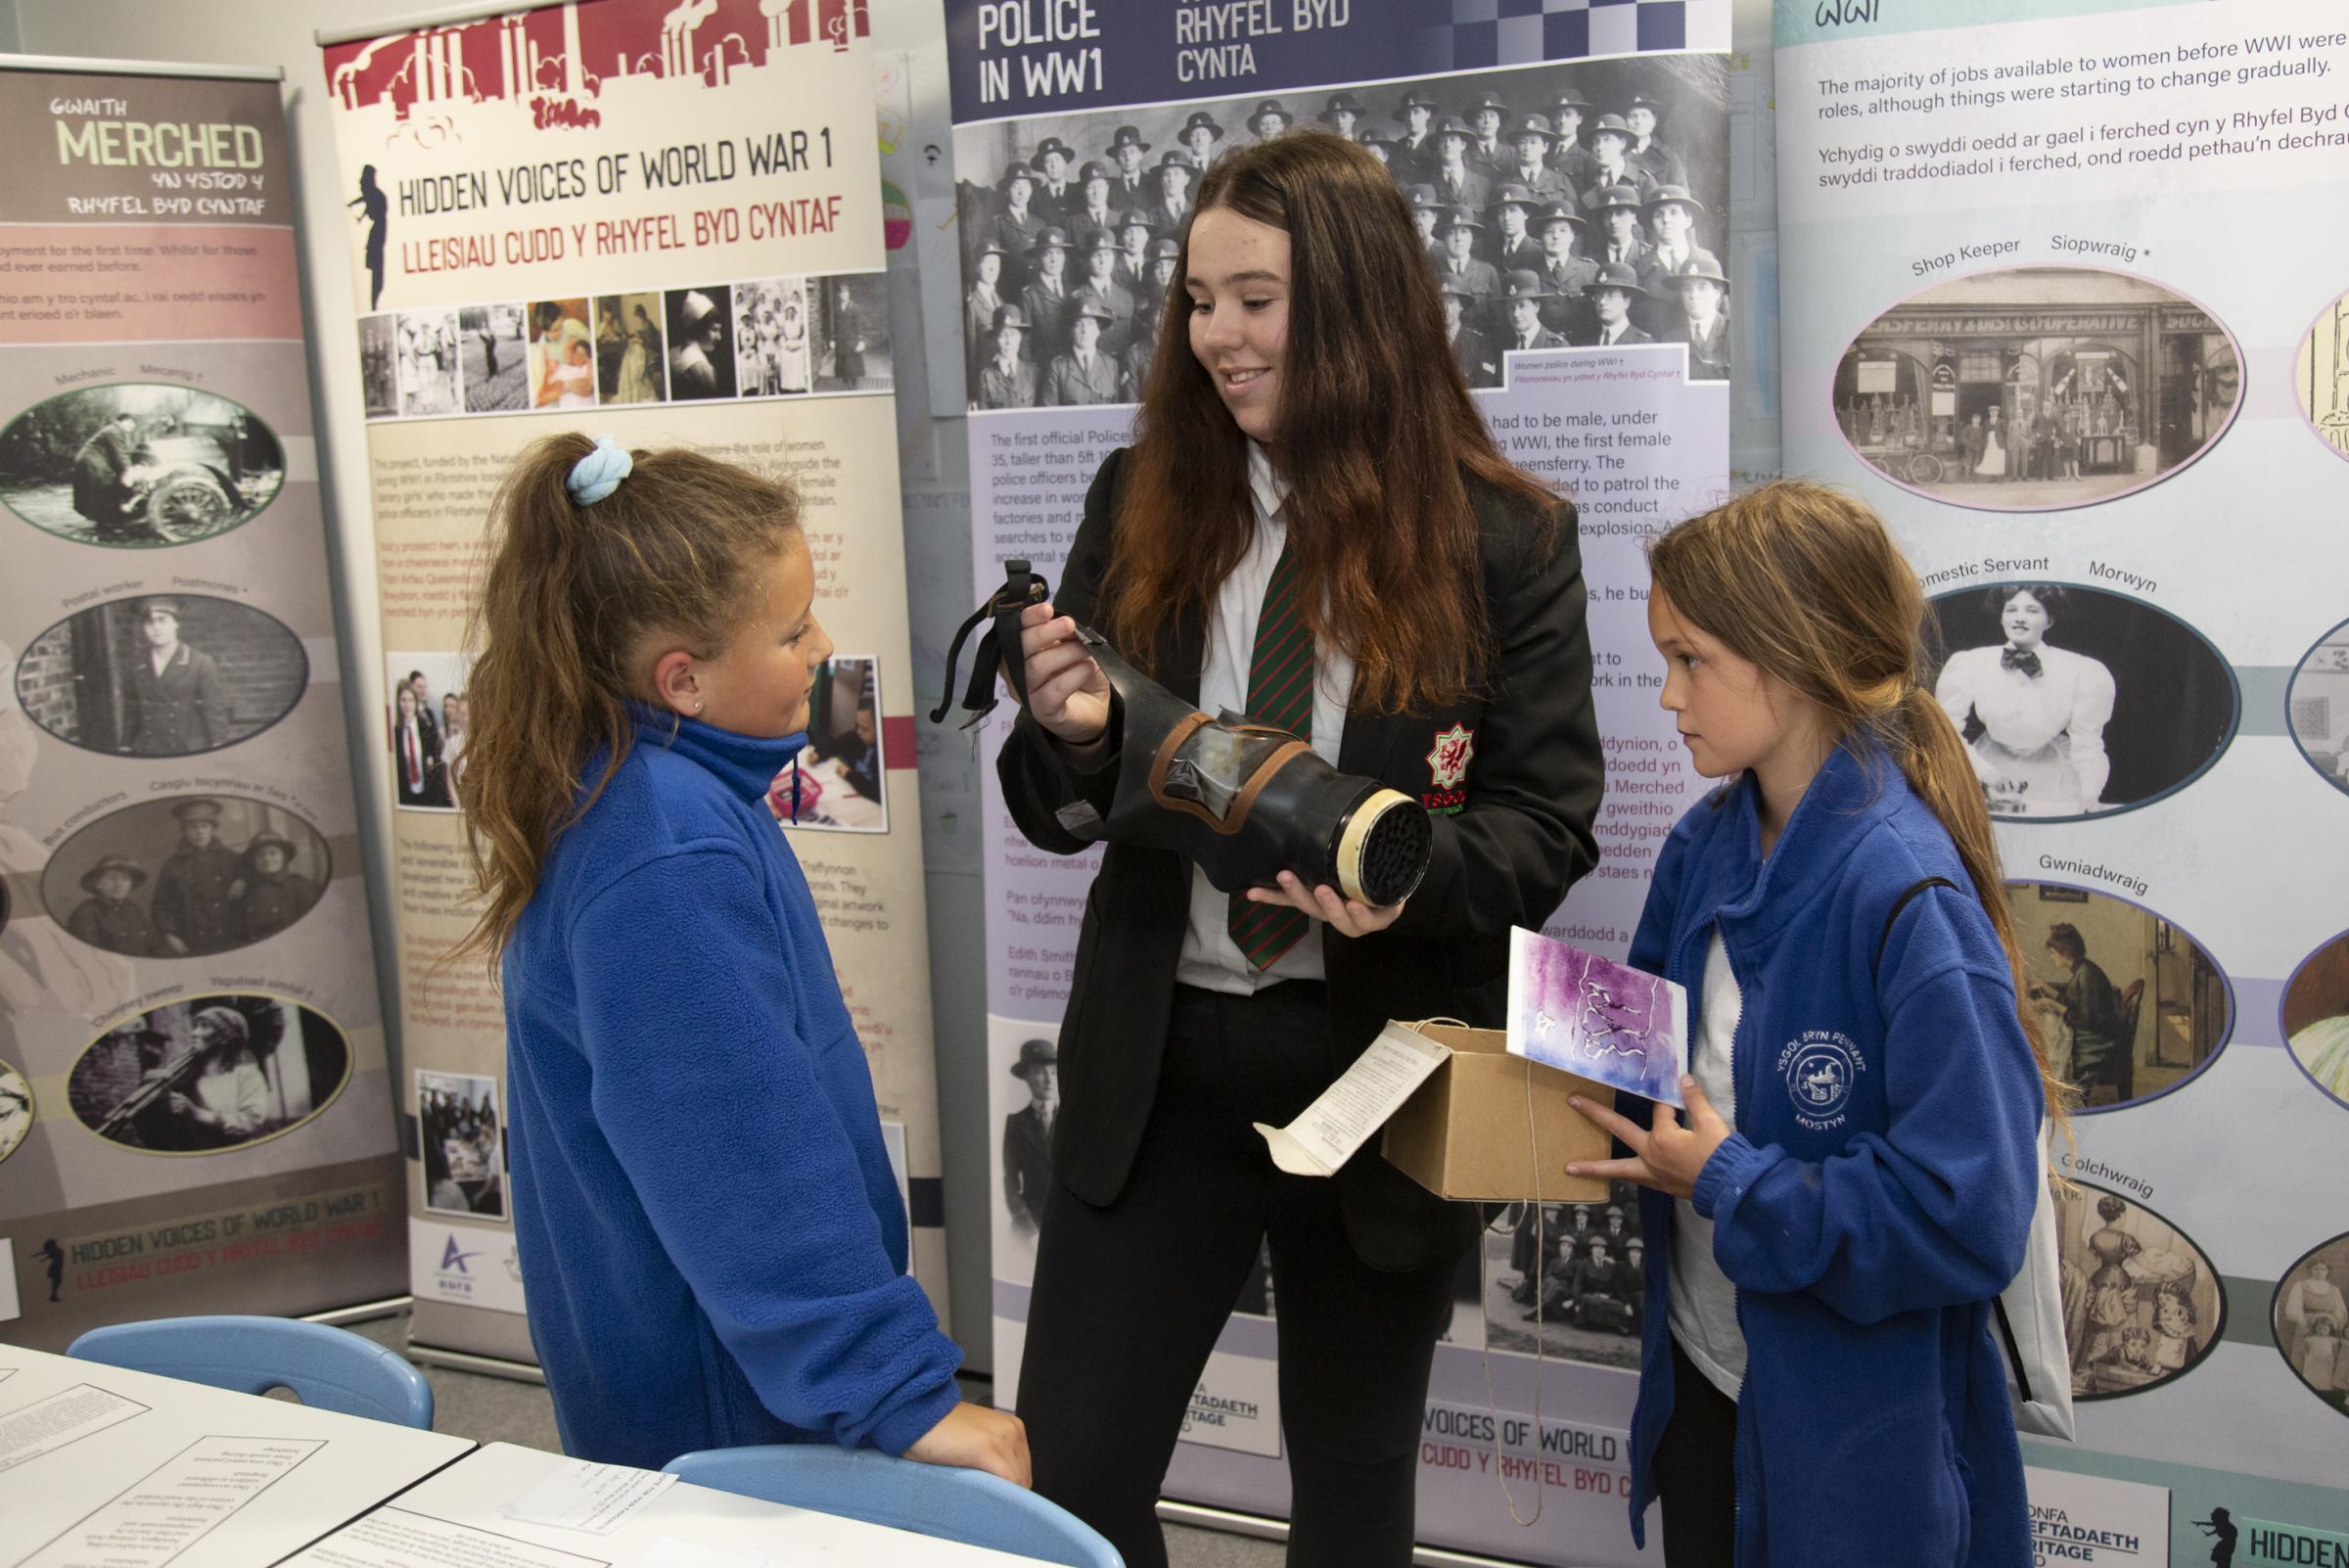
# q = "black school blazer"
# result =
<box><xmin>997</xmin><ymin>447</ymin><xmax>1604</xmax><ymax>1271</ymax></box>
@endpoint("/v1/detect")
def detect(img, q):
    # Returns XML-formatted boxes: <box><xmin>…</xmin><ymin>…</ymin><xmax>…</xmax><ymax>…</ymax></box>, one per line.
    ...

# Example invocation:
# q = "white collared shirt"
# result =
<box><xmin>1174</xmin><ymin>441</ymin><xmax>1358</xmax><ymax>994</ymax></box>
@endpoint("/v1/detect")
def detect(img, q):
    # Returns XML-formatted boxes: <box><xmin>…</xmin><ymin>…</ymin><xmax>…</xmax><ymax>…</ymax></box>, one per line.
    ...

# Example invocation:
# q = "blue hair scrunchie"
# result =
<box><xmin>567</xmin><ymin>435</ymin><xmax>631</xmax><ymax>505</ymax></box>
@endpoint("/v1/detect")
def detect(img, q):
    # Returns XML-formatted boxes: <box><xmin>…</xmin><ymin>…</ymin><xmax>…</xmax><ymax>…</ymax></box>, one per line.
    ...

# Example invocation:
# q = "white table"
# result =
<box><xmin>285</xmin><ymin>1442</ymin><xmax>1062</xmax><ymax>1567</ymax></box>
<box><xmin>0</xmin><ymin>1344</ymin><xmax>474</xmax><ymax>1568</ymax></box>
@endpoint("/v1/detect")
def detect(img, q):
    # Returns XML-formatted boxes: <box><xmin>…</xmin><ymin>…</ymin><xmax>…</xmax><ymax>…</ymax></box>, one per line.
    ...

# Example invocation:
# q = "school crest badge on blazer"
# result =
<box><xmin>1425</xmin><ymin>723</ymin><xmax>1475</xmax><ymax>790</ymax></box>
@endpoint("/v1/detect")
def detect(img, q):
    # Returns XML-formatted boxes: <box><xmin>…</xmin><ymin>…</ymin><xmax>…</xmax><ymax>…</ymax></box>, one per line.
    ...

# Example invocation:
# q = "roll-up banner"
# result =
<box><xmin>944</xmin><ymin>4</ymin><xmax>1731</xmax><ymax>1558</ymax></box>
<box><xmin>1773</xmin><ymin>0</ymin><xmax>2349</xmax><ymax>1557</ymax></box>
<box><xmin>316</xmin><ymin>0</ymin><xmax>950</xmax><ymax>1364</ymax></box>
<box><xmin>0</xmin><ymin>56</ymin><xmax>406</xmax><ymax>1349</ymax></box>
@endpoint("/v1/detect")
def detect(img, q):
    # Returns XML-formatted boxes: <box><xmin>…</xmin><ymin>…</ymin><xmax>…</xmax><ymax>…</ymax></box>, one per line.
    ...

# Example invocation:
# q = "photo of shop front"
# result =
<box><xmin>1833</xmin><ymin>268</ymin><xmax>2241</xmax><ymax>510</ymax></box>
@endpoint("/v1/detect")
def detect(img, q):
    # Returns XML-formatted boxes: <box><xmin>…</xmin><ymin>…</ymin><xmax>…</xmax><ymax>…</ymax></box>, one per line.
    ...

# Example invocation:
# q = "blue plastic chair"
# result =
<box><xmin>664</xmin><ymin>1445</ymin><xmax>1122</xmax><ymax>1567</ymax></box>
<box><xmin>67</xmin><ymin>1314</ymin><xmax>434</xmax><ymax>1430</ymax></box>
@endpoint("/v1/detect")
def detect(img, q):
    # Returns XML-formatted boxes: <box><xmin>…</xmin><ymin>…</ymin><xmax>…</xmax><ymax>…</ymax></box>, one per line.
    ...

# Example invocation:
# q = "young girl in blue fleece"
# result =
<box><xmin>1568</xmin><ymin>481</ymin><xmax>2068</xmax><ymax>1567</ymax></box>
<box><xmin>452</xmin><ymin>434</ymin><xmax>1027</xmax><ymax>1483</ymax></box>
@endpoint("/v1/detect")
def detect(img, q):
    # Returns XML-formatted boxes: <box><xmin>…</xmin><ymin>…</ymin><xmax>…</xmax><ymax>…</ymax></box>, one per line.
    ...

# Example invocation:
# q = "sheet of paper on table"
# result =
<box><xmin>0</xmin><ymin>1345</ymin><xmax>471</xmax><ymax>1568</ymax></box>
<box><xmin>308</xmin><ymin>1442</ymin><xmax>1059</xmax><ymax>1567</ymax></box>
<box><xmin>502</xmin><ymin>1458</ymin><xmax>677</xmax><ymax>1533</ymax></box>
<box><xmin>1252</xmin><ymin>1022</ymin><xmax>1452</xmax><ymax>1176</ymax></box>
<box><xmin>1505</xmin><ymin>927</ymin><xmax>1688</xmax><ymax>1108</ymax></box>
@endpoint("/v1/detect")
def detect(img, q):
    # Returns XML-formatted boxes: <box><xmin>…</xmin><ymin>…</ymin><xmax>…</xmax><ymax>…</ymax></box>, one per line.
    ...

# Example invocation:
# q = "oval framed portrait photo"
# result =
<box><xmin>2282</xmin><ymin>929</ymin><xmax>2349</xmax><ymax>1113</ymax></box>
<box><xmin>2057</xmin><ymin>1182</ymin><xmax>2227</xmax><ymax>1403</ymax></box>
<box><xmin>1926</xmin><ymin>581</ymin><xmax>2237</xmax><ymax>822</ymax></box>
<box><xmin>14</xmin><ymin>593</ymin><xmax>308</xmax><ymax>759</ymax></box>
<box><xmin>2008</xmin><ymin>881</ymin><xmax>2233</xmax><ymax>1114</ymax></box>
<box><xmin>1835</xmin><ymin>265</ymin><xmax>2240</xmax><ymax>512</ymax></box>
<box><xmin>2273</xmin><ymin>1232</ymin><xmax>2349</xmax><ymax>1420</ymax></box>
<box><xmin>2286</xmin><ymin>616</ymin><xmax>2349</xmax><ymax>799</ymax></box>
<box><xmin>0</xmin><ymin>383</ymin><xmax>286</xmax><ymax>547</ymax></box>
<box><xmin>43</xmin><ymin>794</ymin><xmax>331</xmax><ymax>960</ymax></box>
<box><xmin>65</xmin><ymin>993</ymin><xmax>351</xmax><ymax>1155</ymax></box>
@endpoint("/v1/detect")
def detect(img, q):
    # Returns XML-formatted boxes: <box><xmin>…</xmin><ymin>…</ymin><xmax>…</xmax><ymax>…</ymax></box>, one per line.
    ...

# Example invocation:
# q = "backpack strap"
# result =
<box><xmin>1872</xmin><ymin>876</ymin><xmax>1960</xmax><ymax>979</ymax></box>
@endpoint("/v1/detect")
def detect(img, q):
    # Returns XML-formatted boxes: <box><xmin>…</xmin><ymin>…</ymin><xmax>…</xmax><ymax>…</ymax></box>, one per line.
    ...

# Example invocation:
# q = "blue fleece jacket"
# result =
<box><xmin>1623</xmin><ymin>741</ymin><xmax>2043</xmax><ymax>1568</ymax></box>
<box><xmin>501</xmin><ymin>710</ymin><xmax>961</xmax><ymax>1471</ymax></box>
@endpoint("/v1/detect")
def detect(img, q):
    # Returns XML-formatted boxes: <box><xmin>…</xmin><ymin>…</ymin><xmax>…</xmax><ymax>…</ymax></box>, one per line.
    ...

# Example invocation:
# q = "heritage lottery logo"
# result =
<box><xmin>1426</xmin><ymin>725</ymin><xmax>1475</xmax><ymax>790</ymax></box>
<box><xmin>1778</xmin><ymin>1029</ymin><xmax>1865</xmax><ymax>1130</ymax></box>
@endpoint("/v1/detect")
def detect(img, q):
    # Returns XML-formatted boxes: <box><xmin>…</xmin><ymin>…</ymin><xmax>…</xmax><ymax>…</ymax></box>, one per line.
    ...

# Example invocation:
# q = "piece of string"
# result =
<box><xmin>1477</xmin><ymin>1052</ymin><xmax>1546</xmax><ymax>1526</ymax></box>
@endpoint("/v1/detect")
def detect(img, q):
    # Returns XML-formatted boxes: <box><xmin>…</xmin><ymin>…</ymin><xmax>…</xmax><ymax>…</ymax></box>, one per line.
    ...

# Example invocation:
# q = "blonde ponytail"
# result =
<box><xmin>450</xmin><ymin>435</ymin><xmax>803</xmax><ymax>967</ymax></box>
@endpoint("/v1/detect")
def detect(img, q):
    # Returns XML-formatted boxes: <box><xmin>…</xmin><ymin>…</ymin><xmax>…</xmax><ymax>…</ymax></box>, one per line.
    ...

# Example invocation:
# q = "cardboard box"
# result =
<box><xmin>1379</xmin><ymin>1022</ymin><xmax>1613</xmax><ymax>1204</ymax></box>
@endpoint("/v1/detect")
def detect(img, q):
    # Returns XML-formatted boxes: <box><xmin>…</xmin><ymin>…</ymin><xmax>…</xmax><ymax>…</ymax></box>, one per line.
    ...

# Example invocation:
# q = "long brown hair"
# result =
<box><xmin>1100</xmin><ymin>129</ymin><xmax>1554</xmax><ymax>713</ymax></box>
<box><xmin>1645</xmin><ymin>480</ymin><xmax>2073</xmax><ymax>1134</ymax></box>
<box><xmin>451</xmin><ymin>434</ymin><xmax>802</xmax><ymax>963</ymax></box>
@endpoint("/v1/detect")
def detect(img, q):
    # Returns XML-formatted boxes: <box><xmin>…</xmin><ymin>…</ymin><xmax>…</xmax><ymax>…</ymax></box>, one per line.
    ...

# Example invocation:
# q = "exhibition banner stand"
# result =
<box><xmin>316</xmin><ymin>0</ymin><xmax>951</xmax><ymax>1366</ymax></box>
<box><xmin>0</xmin><ymin>55</ymin><xmax>406</xmax><ymax>1349</ymax></box>
<box><xmin>1773</xmin><ymin>0</ymin><xmax>2349</xmax><ymax>1558</ymax></box>
<box><xmin>944</xmin><ymin>4</ymin><xmax>1731</xmax><ymax>1559</ymax></box>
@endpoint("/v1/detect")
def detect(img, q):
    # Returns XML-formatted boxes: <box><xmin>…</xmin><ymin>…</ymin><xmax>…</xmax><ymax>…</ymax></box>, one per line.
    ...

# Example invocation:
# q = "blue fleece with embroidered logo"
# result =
<box><xmin>1622</xmin><ymin>741</ymin><xmax>2042</xmax><ymax>1568</ymax></box>
<box><xmin>501</xmin><ymin>711</ymin><xmax>961</xmax><ymax>1471</ymax></box>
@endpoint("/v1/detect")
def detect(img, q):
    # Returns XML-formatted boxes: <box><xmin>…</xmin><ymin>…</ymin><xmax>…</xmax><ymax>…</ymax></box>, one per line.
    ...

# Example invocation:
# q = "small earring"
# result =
<box><xmin>691</xmin><ymin>700</ymin><xmax>704</xmax><ymax>714</ymax></box>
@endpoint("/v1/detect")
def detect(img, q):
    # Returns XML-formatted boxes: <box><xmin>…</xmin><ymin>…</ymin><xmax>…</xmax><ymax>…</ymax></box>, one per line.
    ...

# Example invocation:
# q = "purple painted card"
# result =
<box><xmin>1505</xmin><ymin>927</ymin><xmax>1688</xmax><ymax>1108</ymax></box>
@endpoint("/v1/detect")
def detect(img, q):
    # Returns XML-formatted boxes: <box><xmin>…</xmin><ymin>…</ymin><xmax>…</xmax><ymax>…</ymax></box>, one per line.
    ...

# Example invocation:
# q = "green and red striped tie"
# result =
<box><xmin>1227</xmin><ymin>539</ymin><xmax>1313</xmax><ymax>970</ymax></box>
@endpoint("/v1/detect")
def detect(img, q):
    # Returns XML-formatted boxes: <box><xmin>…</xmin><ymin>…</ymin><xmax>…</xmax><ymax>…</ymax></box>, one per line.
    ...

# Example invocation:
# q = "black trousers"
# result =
<box><xmin>1019</xmin><ymin>982</ymin><xmax>1458</xmax><ymax>1568</ymax></box>
<box><xmin>1656</xmin><ymin>1337</ymin><xmax>1739</xmax><ymax>1568</ymax></box>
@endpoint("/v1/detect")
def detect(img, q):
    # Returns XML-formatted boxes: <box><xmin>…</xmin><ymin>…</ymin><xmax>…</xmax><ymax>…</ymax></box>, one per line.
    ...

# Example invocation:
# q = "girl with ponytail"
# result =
<box><xmin>1565</xmin><ymin>480</ymin><xmax>2063</xmax><ymax>1567</ymax></box>
<box><xmin>453</xmin><ymin>433</ymin><xmax>1026</xmax><ymax>1485</ymax></box>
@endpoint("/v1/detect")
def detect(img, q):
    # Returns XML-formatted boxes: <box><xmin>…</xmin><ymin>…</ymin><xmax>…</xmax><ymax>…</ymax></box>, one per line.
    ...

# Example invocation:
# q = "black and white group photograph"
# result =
<box><xmin>395</xmin><ymin>307</ymin><xmax>463</xmax><ymax>416</ymax></box>
<box><xmin>2007</xmin><ymin>882</ymin><xmax>2232</xmax><ymax>1112</ymax></box>
<box><xmin>594</xmin><ymin>291</ymin><xmax>668</xmax><ymax>405</ymax></box>
<box><xmin>731</xmin><ymin>276</ymin><xmax>814</xmax><ymax>396</ymax></box>
<box><xmin>952</xmin><ymin>54</ymin><xmax>1729</xmax><ymax>411</ymax></box>
<box><xmin>419</xmin><ymin>1069</ymin><xmax>507</xmax><ymax>1221</ymax></box>
<box><xmin>812</xmin><ymin>274</ymin><xmax>893</xmax><ymax>394</ymax></box>
<box><xmin>2288</xmin><ymin>616</ymin><xmax>2349</xmax><ymax>798</ymax></box>
<box><xmin>0</xmin><ymin>1055</ymin><xmax>30</xmax><ymax>1167</ymax></box>
<box><xmin>2284</xmin><ymin>931</ymin><xmax>2349</xmax><ymax>1113</ymax></box>
<box><xmin>387</xmin><ymin>652</ymin><xmax>472</xmax><ymax>812</ymax></box>
<box><xmin>0</xmin><ymin>383</ymin><xmax>286</xmax><ymax>547</ymax></box>
<box><xmin>2057</xmin><ymin>1184</ymin><xmax>2225</xmax><ymax>1402</ymax></box>
<box><xmin>1928</xmin><ymin>581</ymin><xmax>2236</xmax><ymax>821</ymax></box>
<box><xmin>41</xmin><ymin>793</ymin><xmax>331</xmax><ymax>958</ymax></box>
<box><xmin>14</xmin><ymin>592</ymin><xmax>307</xmax><ymax>759</ymax></box>
<box><xmin>2275</xmin><ymin>1233</ymin><xmax>2349</xmax><ymax>1418</ymax></box>
<box><xmin>1479</xmin><ymin>1184</ymin><xmax>1646</xmax><ymax>1368</ymax></box>
<box><xmin>67</xmin><ymin>994</ymin><xmax>351</xmax><ymax>1155</ymax></box>
<box><xmin>460</xmin><ymin>302</ymin><xmax>529</xmax><ymax>412</ymax></box>
<box><xmin>2293</xmin><ymin>287</ymin><xmax>2349</xmax><ymax>462</ymax></box>
<box><xmin>1836</xmin><ymin>266</ymin><xmax>2242</xmax><ymax>510</ymax></box>
<box><xmin>357</xmin><ymin>313</ymin><xmax>399</xmax><ymax>418</ymax></box>
<box><xmin>666</xmin><ymin>283</ymin><xmax>739</xmax><ymax>401</ymax></box>
<box><xmin>775</xmin><ymin>654</ymin><xmax>887</xmax><ymax>832</ymax></box>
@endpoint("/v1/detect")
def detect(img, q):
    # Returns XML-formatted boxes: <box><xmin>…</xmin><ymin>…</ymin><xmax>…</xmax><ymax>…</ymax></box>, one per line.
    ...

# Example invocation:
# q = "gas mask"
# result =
<box><xmin>934</xmin><ymin>560</ymin><xmax>1431</xmax><ymax>907</ymax></box>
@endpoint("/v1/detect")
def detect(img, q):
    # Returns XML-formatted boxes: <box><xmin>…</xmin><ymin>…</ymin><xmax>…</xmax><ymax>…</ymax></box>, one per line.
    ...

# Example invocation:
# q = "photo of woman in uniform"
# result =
<box><xmin>2011</xmin><ymin>884</ymin><xmax>2231</xmax><ymax>1111</ymax></box>
<box><xmin>42</xmin><ymin>795</ymin><xmax>330</xmax><ymax>959</ymax></box>
<box><xmin>461</xmin><ymin>303</ymin><xmax>529</xmax><ymax>411</ymax></box>
<box><xmin>2284</xmin><ymin>931</ymin><xmax>2349</xmax><ymax>1110</ymax></box>
<box><xmin>1929</xmin><ymin>581</ymin><xmax>2236</xmax><ymax>821</ymax></box>
<box><xmin>2055</xmin><ymin>1184</ymin><xmax>2224</xmax><ymax>1400</ymax></box>
<box><xmin>1837</xmin><ymin>266</ymin><xmax>2242</xmax><ymax>510</ymax></box>
<box><xmin>14</xmin><ymin>593</ymin><xmax>306</xmax><ymax>761</ymax></box>
<box><xmin>1</xmin><ymin>385</ymin><xmax>286</xmax><ymax>546</ymax></box>
<box><xmin>2275</xmin><ymin>1237</ymin><xmax>2349</xmax><ymax>1416</ymax></box>
<box><xmin>69</xmin><ymin>994</ymin><xmax>351</xmax><ymax>1154</ymax></box>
